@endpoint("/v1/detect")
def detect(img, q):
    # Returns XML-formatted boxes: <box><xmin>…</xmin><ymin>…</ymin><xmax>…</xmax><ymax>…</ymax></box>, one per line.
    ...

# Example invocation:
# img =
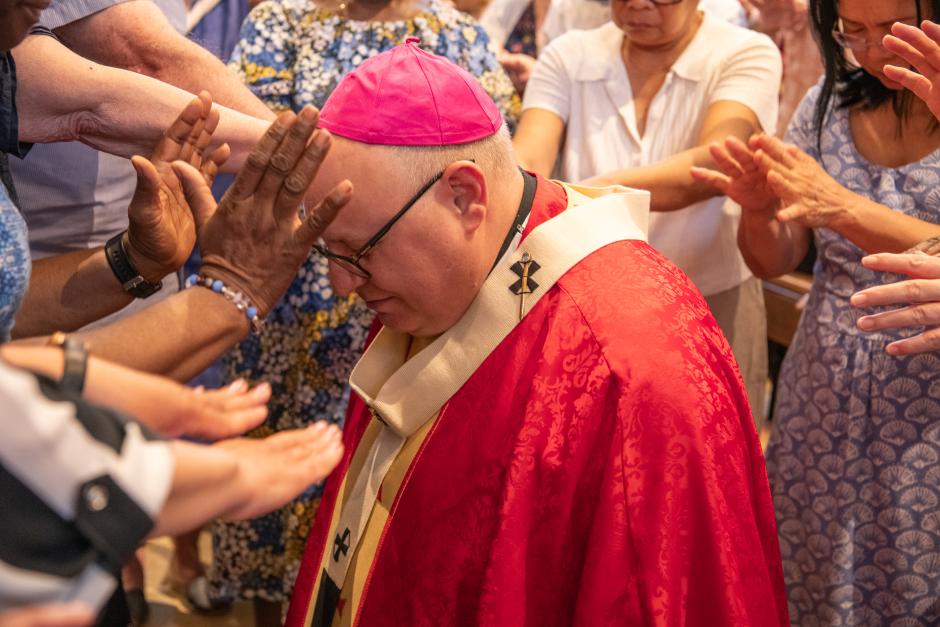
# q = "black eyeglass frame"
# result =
<box><xmin>314</xmin><ymin>168</ymin><xmax>446</xmax><ymax>279</ymax></box>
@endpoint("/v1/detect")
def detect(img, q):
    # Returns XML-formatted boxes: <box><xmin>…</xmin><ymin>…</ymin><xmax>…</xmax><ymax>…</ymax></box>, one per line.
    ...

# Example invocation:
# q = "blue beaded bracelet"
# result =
<box><xmin>185</xmin><ymin>274</ymin><xmax>263</xmax><ymax>332</ymax></box>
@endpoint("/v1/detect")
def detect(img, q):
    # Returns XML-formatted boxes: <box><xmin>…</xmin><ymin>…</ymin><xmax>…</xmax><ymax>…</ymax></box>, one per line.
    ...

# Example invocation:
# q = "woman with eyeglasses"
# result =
<box><xmin>692</xmin><ymin>1</ymin><xmax>940</xmax><ymax>624</ymax></box>
<box><xmin>513</xmin><ymin>0</ymin><xmax>782</xmax><ymax>430</ymax></box>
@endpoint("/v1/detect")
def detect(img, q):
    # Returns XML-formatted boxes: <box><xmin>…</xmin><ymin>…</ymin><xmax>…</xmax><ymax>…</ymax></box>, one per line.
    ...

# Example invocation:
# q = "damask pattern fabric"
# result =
<box><xmin>766</xmin><ymin>83</ymin><xmax>940</xmax><ymax>626</ymax></box>
<box><xmin>211</xmin><ymin>0</ymin><xmax>519</xmax><ymax>603</ymax></box>
<box><xmin>287</xmin><ymin>179</ymin><xmax>788</xmax><ymax>627</ymax></box>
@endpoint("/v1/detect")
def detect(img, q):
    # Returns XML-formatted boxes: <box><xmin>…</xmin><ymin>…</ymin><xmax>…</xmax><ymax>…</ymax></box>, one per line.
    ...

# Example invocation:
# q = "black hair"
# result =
<box><xmin>808</xmin><ymin>0</ymin><xmax>938</xmax><ymax>149</ymax></box>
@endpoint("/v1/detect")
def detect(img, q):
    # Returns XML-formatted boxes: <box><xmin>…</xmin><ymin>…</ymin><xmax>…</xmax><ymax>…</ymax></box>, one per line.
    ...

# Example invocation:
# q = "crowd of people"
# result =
<box><xmin>2</xmin><ymin>0</ymin><xmax>940</xmax><ymax>626</ymax></box>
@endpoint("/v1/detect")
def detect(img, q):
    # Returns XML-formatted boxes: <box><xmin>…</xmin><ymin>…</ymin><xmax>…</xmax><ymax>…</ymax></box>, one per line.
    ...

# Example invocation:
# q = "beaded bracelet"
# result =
<box><xmin>185</xmin><ymin>274</ymin><xmax>264</xmax><ymax>332</ymax></box>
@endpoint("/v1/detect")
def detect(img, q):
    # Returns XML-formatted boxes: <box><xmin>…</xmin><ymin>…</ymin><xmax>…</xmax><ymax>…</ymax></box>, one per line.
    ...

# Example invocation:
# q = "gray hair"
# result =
<box><xmin>379</xmin><ymin>124</ymin><xmax>516</xmax><ymax>191</ymax></box>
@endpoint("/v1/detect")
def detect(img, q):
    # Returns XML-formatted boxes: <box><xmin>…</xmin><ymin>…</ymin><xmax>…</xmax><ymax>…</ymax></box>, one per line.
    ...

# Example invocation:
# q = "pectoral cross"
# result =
<box><xmin>332</xmin><ymin>527</ymin><xmax>351</xmax><ymax>562</ymax></box>
<box><xmin>510</xmin><ymin>252</ymin><xmax>540</xmax><ymax>320</ymax></box>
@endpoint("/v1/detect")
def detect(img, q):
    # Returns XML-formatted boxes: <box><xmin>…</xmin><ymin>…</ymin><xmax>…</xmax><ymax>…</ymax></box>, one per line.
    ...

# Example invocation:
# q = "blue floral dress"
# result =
<box><xmin>767</xmin><ymin>84</ymin><xmax>940</xmax><ymax>626</ymax></box>
<box><xmin>210</xmin><ymin>0</ymin><xmax>520</xmax><ymax>603</ymax></box>
<box><xmin>0</xmin><ymin>182</ymin><xmax>30</xmax><ymax>343</ymax></box>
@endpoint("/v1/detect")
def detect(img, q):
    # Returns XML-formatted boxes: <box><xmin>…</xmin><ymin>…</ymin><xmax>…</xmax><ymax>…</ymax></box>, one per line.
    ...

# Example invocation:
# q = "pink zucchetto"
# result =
<box><xmin>318</xmin><ymin>38</ymin><xmax>503</xmax><ymax>146</ymax></box>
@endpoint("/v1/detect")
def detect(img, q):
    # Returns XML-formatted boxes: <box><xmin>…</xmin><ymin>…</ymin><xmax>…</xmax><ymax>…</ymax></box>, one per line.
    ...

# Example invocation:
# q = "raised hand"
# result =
<box><xmin>217</xmin><ymin>422</ymin><xmax>344</xmax><ymax>520</ymax></box>
<box><xmin>882</xmin><ymin>21</ymin><xmax>940</xmax><ymax>123</ymax></box>
<box><xmin>691</xmin><ymin>135</ymin><xmax>780</xmax><ymax>216</ymax></box>
<box><xmin>126</xmin><ymin>92</ymin><xmax>230</xmax><ymax>282</ymax></box>
<box><xmin>749</xmin><ymin>133</ymin><xmax>858</xmax><ymax>229</ymax></box>
<box><xmin>851</xmin><ymin>252</ymin><xmax>940</xmax><ymax>355</ymax></box>
<box><xmin>173</xmin><ymin>105</ymin><xmax>352</xmax><ymax>317</ymax></box>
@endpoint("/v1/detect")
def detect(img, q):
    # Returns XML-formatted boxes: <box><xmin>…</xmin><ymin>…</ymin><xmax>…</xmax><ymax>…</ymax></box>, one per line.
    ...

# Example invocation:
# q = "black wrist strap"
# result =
<box><xmin>50</xmin><ymin>333</ymin><xmax>88</xmax><ymax>395</ymax></box>
<box><xmin>104</xmin><ymin>231</ymin><xmax>162</xmax><ymax>299</ymax></box>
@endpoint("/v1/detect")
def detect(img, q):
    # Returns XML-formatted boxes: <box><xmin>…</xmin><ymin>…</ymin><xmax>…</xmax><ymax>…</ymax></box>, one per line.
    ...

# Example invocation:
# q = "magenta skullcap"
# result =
<box><xmin>318</xmin><ymin>38</ymin><xmax>503</xmax><ymax>146</ymax></box>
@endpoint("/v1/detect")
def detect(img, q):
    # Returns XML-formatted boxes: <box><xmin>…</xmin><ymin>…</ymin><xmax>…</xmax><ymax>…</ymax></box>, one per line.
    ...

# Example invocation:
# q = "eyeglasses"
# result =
<box><xmin>314</xmin><ymin>168</ymin><xmax>445</xmax><ymax>279</ymax></box>
<box><xmin>832</xmin><ymin>17</ymin><xmax>918</xmax><ymax>51</ymax></box>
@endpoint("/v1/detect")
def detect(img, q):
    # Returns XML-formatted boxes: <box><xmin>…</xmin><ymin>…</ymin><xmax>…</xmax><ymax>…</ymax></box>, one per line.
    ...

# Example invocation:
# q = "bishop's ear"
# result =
<box><xmin>442</xmin><ymin>160</ymin><xmax>488</xmax><ymax>233</ymax></box>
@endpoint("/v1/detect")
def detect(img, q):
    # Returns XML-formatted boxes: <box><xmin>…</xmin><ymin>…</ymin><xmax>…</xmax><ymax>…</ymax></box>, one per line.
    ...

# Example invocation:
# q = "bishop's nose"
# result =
<box><xmin>328</xmin><ymin>262</ymin><xmax>368</xmax><ymax>298</ymax></box>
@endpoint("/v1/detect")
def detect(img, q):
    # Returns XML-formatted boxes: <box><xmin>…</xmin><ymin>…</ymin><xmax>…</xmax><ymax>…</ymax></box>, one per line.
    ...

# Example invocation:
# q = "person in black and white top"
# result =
<box><xmin>0</xmin><ymin>354</ymin><xmax>343</xmax><ymax>623</ymax></box>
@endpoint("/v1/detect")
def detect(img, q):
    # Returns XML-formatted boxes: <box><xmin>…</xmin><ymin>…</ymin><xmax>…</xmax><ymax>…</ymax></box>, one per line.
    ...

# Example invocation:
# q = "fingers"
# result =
<box><xmin>0</xmin><ymin>602</ymin><xmax>95</xmax><ymax>627</ymax></box>
<box><xmin>907</xmin><ymin>235</ymin><xmax>940</xmax><ymax>255</ymax></box>
<box><xmin>884</xmin><ymin>328</ymin><xmax>940</xmax><ymax>356</ymax></box>
<box><xmin>884</xmin><ymin>64</ymin><xmax>934</xmax><ymax>103</ymax></box>
<box><xmin>172</xmin><ymin>160</ymin><xmax>218</xmax><ymax>230</ymax></box>
<box><xmin>689</xmin><ymin>165</ymin><xmax>731</xmax><ymax>193</ymax></box>
<box><xmin>765</xmin><ymin>169</ymin><xmax>800</xmax><ymax>208</ymax></box>
<box><xmin>230</xmin><ymin>112</ymin><xmax>297</xmax><ymax>199</ymax></box>
<box><xmin>726</xmin><ymin>135</ymin><xmax>761</xmax><ymax>172</ymax></box>
<box><xmin>750</xmin><ymin>134</ymin><xmax>798</xmax><ymax>169</ymax></box>
<box><xmin>706</xmin><ymin>140</ymin><xmax>745</xmax><ymax>177</ymax></box>
<box><xmin>274</xmin><ymin>126</ymin><xmax>332</xmax><ymax>220</ymax></box>
<box><xmin>293</xmin><ymin>180</ymin><xmax>353</xmax><ymax>249</ymax></box>
<box><xmin>152</xmin><ymin>92</ymin><xmax>211</xmax><ymax>165</ymax></box>
<box><xmin>859</xmin><ymin>251</ymin><xmax>940</xmax><ymax>279</ymax></box>
<box><xmin>180</xmin><ymin>106</ymin><xmax>220</xmax><ymax>167</ymax></box>
<box><xmin>201</xmin><ymin>142</ymin><xmax>231</xmax><ymax>187</ymax></box>
<box><xmin>885</xmin><ymin>22</ymin><xmax>940</xmax><ymax>77</ymax></box>
<box><xmin>856</xmin><ymin>302</ymin><xmax>940</xmax><ymax>335</ymax></box>
<box><xmin>257</xmin><ymin>106</ymin><xmax>321</xmax><ymax>203</ymax></box>
<box><xmin>128</xmin><ymin>156</ymin><xmax>163</xmax><ymax>227</ymax></box>
<box><xmin>853</xmin><ymin>279</ymin><xmax>940</xmax><ymax>312</ymax></box>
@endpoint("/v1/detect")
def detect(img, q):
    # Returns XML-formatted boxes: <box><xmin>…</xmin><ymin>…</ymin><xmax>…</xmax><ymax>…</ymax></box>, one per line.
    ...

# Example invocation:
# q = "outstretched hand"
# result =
<box><xmin>217</xmin><ymin>422</ymin><xmax>344</xmax><ymax>520</ymax></box>
<box><xmin>691</xmin><ymin>135</ymin><xmax>780</xmax><ymax>216</ymax></box>
<box><xmin>126</xmin><ymin>92</ymin><xmax>230</xmax><ymax>282</ymax></box>
<box><xmin>851</xmin><ymin>251</ymin><xmax>940</xmax><ymax>356</ymax></box>
<box><xmin>883</xmin><ymin>21</ymin><xmax>940</xmax><ymax>123</ymax></box>
<box><xmin>173</xmin><ymin>106</ymin><xmax>352</xmax><ymax>317</ymax></box>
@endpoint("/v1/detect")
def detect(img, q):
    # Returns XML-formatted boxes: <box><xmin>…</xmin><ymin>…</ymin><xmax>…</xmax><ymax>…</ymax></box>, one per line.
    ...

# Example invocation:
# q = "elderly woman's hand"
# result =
<box><xmin>883</xmin><ymin>21</ymin><xmax>940</xmax><ymax>124</ymax></box>
<box><xmin>851</xmin><ymin>250</ymin><xmax>940</xmax><ymax>355</ymax></box>
<box><xmin>690</xmin><ymin>135</ymin><xmax>779</xmax><ymax>215</ymax></box>
<box><xmin>125</xmin><ymin>92</ymin><xmax>229</xmax><ymax>283</ymax></box>
<box><xmin>749</xmin><ymin>133</ymin><xmax>860</xmax><ymax>229</ymax></box>
<box><xmin>173</xmin><ymin>106</ymin><xmax>352</xmax><ymax>317</ymax></box>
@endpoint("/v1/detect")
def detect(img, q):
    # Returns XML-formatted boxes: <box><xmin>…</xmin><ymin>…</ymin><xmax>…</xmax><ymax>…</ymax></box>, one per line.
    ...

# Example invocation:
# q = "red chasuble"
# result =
<box><xmin>287</xmin><ymin>176</ymin><xmax>788</xmax><ymax>627</ymax></box>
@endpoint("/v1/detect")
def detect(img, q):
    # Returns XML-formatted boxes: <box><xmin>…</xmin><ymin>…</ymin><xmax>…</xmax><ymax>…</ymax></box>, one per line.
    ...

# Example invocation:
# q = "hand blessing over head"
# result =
<box><xmin>172</xmin><ymin>106</ymin><xmax>352</xmax><ymax>318</ymax></box>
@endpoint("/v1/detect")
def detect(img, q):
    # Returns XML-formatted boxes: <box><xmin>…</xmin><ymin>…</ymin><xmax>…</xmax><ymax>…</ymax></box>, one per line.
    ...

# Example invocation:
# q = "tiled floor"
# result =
<box><xmin>142</xmin><ymin>536</ymin><xmax>255</xmax><ymax>626</ymax></box>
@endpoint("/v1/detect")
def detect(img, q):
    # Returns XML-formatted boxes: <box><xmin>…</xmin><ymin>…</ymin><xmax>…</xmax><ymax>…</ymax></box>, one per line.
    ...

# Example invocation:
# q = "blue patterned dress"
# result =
<box><xmin>210</xmin><ymin>0</ymin><xmax>520</xmax><ymax>603</ymax></box>
<box><xmin>0</xmin><ymin>182</ymin><xmax>30</xmax><ymax>343</ymax></box>
<box><xmin>767</xmin><ymin>84</ymin><xmax>940</xmax><ymax>626</ymax></box>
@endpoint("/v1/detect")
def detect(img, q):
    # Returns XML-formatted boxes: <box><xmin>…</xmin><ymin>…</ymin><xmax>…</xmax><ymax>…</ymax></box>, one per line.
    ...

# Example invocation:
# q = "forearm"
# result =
<box><xmin>14</xmin><ymin>35</ymin><xmax>269</xmax><ymax>171</ymax></box>
<box><xmin>71</xmin><ymin>287</ymin><xmax>250</xmax><ymax>381</ymax></box>
<box><xmin>834</xmin><ymin>195</ymin><xmax>940</xmax><ymax>253</ymax></box>
<box><xmin>0</xmin><ymin>344</ymin><xmax>191</xmax><ymax>435</ymax></box>
<box><xmin>738</xmin><ymin>210</ymin><xmax>810</xmax><ymax>278</ymax></box>
<box><xmin>151</xmin><ymin>441</ymin><xmax>243</xmax><ymax>537</ymax></box>
<box><xmin>588</xmin><ymin>145</ymin><xmax>720</xmax><ymax>212</ymax></box>
<box><xmin>12</xmin><ymin>249</ymin><xmax>133</xmax><ymax>339</ymax></box>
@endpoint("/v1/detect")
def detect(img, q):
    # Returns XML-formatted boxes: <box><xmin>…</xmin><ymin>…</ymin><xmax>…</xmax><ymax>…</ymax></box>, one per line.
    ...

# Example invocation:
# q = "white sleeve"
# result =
<box><xmin>708</xmin><ymin>33</ymin><xmax>783</xmax><ymax>136</ymax></box>
<box><xmin>521</xmin><ymin>40</ymin><xmax>573</xmax><ymax>122</ymax></box>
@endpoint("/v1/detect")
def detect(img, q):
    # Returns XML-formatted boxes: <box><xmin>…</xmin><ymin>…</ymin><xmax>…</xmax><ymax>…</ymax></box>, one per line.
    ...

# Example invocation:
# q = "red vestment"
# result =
<box><xmin>287</xmin><ymin>177</ymin><xmax>788</xmax><ymax>627</ymax></box>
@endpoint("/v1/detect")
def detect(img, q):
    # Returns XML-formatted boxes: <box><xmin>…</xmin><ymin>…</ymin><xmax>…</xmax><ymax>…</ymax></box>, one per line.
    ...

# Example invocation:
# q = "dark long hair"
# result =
<box><xmin>808</xmin><ymin>0</ymin><xmax>937</xmax><ymax>147</ymax></box>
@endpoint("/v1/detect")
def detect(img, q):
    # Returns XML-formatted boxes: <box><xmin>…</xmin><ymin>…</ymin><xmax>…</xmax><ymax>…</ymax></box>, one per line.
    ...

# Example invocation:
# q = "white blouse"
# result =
<box><xmin>523</xmin><ymin>15</ymin><xmax>782</xmax><ymax>296</ymax></box>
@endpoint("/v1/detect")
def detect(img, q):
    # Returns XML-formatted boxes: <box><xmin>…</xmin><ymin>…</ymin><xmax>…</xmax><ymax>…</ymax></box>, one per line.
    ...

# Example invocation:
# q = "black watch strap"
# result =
<box><xmin>104</xmin><ymin>231</ymin><xmax>162</xmax><ymax>299</ymax></box>
<box><xmin>50</xmin><ymin>332</ymin><xmax>88</xmax><ymax>395</ymax></box>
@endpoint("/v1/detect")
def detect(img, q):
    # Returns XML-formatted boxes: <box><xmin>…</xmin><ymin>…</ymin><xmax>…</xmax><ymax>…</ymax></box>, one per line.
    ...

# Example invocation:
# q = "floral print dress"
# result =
<box><xmin>209</xmin><ymin>0</ymin><xmax>519</xmax><ymax>603</ymax></box>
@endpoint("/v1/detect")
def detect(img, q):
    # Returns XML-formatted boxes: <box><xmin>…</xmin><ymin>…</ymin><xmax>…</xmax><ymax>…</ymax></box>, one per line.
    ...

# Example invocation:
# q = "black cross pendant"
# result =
<box><xmin>333</xmin><ymin>527</ymin><xmax>351</xmax><ymax>562</ymax></box>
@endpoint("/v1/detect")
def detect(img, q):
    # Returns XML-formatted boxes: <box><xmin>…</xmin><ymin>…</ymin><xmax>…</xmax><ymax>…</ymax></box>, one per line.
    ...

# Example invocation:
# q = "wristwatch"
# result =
<box><xmin>49</xmin><ymin>331</ymin><xmax>88</xmax><ymax>395</ymax></box>
<box><xmin>105</xmin><ymin>230</ymin><xmax>163</xmax><ymax>299</ymax></box>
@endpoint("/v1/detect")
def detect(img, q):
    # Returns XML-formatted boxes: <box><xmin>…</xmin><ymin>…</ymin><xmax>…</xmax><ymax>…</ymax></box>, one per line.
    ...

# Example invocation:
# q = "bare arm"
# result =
<box><xmin>0</xmin><ymin>344</ymin><xmax>270</xmax><ymax>439</ymax></box>
<box><xmin>585</xmin><ymin>101</ymin><xmax>765</xmax><ymax>212</ymax></box>
<box><xmin>512</xmin><ymin>107</ymin><xmax>565</xmax><ymax>176</ymax></box>
<box><xmin>691</xmin><ymin>135</ymin><xmax>811</xmax><ymax>278</ymax></box>
<box><xmin>52</xmin><ymin>0</ymin><xmax>274</xmax><ymax>120</ymax></box>
<box><xmin>13</xmin><ymin>96</ymin><xmax>227</xmax><ymax>338</ymax></box>
<box><xmin>153</xmin><ymin>424</ymin><xmax>343</xmax><ymax>537</ymax></box>
<box><xmin>13</xmin><ymin>34</ymin><xmax>269</xmax><ymax>171</ymax></box>
<box><xmin>47</xmin><ymin>108</ymin><xmax>348</xmax><ymax>382</ymax></box>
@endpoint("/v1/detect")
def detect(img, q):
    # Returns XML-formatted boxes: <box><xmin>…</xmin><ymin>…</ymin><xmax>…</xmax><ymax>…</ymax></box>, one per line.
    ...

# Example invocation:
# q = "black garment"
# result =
<box><xmin>0</xmin><ymin>51</ymin><xmax>29</xmax><ymax>206</ymax></box>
